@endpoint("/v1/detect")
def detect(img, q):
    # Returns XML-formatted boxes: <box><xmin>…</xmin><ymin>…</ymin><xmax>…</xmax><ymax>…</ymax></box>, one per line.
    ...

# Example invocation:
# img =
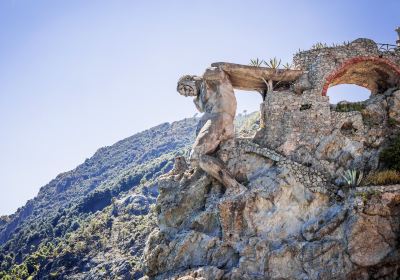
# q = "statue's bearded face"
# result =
<box><xmin>177</xmin><ymin>75</ymin><xmax>202</xmax><ymax>97</ymax></box>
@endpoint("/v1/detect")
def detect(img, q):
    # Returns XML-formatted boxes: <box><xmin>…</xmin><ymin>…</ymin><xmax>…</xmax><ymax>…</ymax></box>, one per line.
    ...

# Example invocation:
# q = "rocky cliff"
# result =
<box><xmin>143</xmin><ymin>139</ymin><xmax>400</xmax><ymax>279</ymax></box>
<box><xmin>142</xmin><ymin>40</ymin><xmax>400</xmax><ymax>280</ymax></box>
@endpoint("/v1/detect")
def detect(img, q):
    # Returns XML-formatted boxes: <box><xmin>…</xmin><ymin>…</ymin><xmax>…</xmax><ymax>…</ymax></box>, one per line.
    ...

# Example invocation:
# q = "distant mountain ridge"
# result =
<box><xmin>0</xmin><ymin>113</ymin><xmax>258</xmax><ymax>279</ymax></box>
<box><xmin>0</xmin><ymin>117</ymin><xmax>199</xmax><ymax>279</ymax></box>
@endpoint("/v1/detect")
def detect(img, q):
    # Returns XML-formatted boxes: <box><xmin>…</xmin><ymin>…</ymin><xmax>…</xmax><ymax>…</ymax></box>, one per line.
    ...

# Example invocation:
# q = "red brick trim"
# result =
<box><xmin>321</xmin><ymin>56</ymin><xmax>400</xmax><ymax>96</ymax></box>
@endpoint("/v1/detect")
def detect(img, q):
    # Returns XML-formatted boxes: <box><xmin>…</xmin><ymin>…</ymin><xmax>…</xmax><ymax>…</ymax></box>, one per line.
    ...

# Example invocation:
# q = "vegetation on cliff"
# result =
<box><xmin>0</xmin><ymin>114</ymin><xmax>259</xmax><ymax>279</ymax></box>
<box><xmin>0</xmin><ymin>117</ymin><xmax>198</xmax><ymax>279</ymax></box>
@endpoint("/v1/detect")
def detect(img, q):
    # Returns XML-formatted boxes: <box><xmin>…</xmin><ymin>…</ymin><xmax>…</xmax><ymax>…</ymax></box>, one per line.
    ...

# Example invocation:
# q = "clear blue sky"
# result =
<box><xmin>0</xmin><ymin>0</ymin><xmax>399</xmax><ymax>215</ymax></box>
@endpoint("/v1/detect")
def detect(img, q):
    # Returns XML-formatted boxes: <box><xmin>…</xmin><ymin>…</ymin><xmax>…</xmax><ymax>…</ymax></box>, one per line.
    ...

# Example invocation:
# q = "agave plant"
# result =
<box><xmin>341</xmin><ymin>169</ymin><xmax>363</xmax><ymax>187</ymax></box>
<box><xmin>282</xmin><ymin>62</ymin><xmax>292</xmax><ymax>70</ymax></box>
<box><xmin>250</xmin><ymin>58</ymin><xmax>264</xmax><ymax>67</ymax></box>
<box><xmin>311</xmin><ymin>42</ymin><xmax>328</xmax><ymax>50</ymax></box>
<box><xmin>264</xmin><ymin>57</ymin><xmax>281</xmax><ymax>69</ymax></box>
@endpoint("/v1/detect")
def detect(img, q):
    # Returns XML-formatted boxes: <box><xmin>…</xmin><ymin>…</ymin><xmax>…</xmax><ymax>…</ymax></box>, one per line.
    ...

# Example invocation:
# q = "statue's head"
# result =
<box><xmin>177</xmin><ymin>75</ymin><xmax>203</xmax><ymax>97</ymax></box>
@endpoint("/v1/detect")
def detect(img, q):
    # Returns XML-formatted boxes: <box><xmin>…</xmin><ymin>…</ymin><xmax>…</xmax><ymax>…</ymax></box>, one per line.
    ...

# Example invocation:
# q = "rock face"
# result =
<box><xmin>388</xmin><ymin>89</ymin><xmax>400</xmax><ymax>123</ymax></box>
<box><xmin>143</xmin><ymin>139</ymin><xmax>400</xmax><ymax>279</ymax></box>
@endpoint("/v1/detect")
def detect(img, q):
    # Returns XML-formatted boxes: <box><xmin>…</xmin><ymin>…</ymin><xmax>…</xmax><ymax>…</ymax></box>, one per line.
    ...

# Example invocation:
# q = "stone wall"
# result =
<box><xmin>254</xmin><ymin>90</ymin><xmax>331</xmax><ymax>156</ymax></box>
<box><xmin>254</xmin><ymin>39</ymin><xmax>400</xmax><ymax>180</ymax></box>
<box><xmin>293</xmin><ymin>39</ymin><xmax>400</xmax><ymax>95</ymax></box>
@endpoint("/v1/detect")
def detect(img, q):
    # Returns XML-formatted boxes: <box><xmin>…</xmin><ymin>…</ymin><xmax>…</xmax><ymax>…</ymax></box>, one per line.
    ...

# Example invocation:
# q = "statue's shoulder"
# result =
<box><xmin>203</xmin><ymin>67</ymin><xmax>226</xmax><ymax>81</ymax></box>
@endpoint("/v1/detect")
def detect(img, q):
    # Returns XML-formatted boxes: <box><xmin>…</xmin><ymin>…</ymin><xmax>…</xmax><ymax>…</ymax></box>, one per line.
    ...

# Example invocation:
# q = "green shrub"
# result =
<box><xmin>363</xmin><ymin>170</ymin><xmax>400</xmax><ymax>185</ymax></box>
<box><xmin>335</xmin><ymin>102</ymin><xmax>365</xmax><ymax>112</ymax></box>
<box><xmin>388</xmin><ymin>117</ymin><xmax>399</xmax><ymax>127</ymax></box>
<box><xmin>380</xmin><ymin>135</ymin><xmax>400</xmax><ymax>171</ymax></box>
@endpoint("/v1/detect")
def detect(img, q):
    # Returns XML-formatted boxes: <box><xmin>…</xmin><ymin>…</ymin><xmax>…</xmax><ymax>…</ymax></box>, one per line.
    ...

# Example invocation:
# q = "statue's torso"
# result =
<box><xmin>196</xmin><ymin>79</ymin><xmax>237</xmax><ymax>118</ymax></box>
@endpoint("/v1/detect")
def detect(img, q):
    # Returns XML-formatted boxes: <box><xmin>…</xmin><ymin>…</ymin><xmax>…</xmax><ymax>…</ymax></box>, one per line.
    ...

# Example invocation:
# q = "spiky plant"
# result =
<box><xmin>282</xmin><ymin>62</ymin><xmax>292</xmax><ymax>70</ymax></box>
<box><xmin>311</xmin><ymin>42</ymin><xmax>328</xmax><ymax>50</ymax></box>
<box><xmin>250</xmin><ymin>58</ymin><xmax>264</xmax><ymax>67</ymax></box>
<box><xmin>341</xmin><ymin>169</ymin><xmax>363</xmax><ymax>187</ymax></box>
<box><xmin>264</xmin><ymin>57</ymin><xmax>281</xmax><ymax>69</ymax></box>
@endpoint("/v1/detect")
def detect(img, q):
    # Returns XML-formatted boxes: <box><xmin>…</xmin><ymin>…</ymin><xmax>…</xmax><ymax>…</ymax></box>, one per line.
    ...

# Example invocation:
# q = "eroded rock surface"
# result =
<box><xmin>142</xmin><ymin>139</ymin><xmax>400</xmax><ymax>279</ymax></box>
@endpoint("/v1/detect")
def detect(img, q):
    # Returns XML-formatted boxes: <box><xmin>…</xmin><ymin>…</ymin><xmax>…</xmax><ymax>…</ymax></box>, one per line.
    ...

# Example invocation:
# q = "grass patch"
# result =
<box><xmin>363</xmin><ymin>170</ymin><xmax>400</xmax><ymax>186</ymax></box>
<box><xmin>334</xmin><ymin>102</ymin><xmax>365</xmax><ymax>112</ymax></box>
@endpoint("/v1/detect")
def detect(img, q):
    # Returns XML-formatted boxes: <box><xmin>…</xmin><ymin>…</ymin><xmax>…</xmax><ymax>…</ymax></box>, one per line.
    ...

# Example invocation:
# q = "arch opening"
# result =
<box><xmin>322</xmin><ymin>57</ymin><xmax>400</xmax><ymax>96</ymax></box>
<box><xmin>327</xmin><ymin>84</ymin><xmax>371</xmax><ymax>104</ymax></box>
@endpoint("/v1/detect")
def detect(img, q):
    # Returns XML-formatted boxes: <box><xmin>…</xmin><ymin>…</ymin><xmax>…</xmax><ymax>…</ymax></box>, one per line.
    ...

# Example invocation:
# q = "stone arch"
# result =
<box><xmin>321</xmin><ymin>57</ymin><xmax>400</xmax><ymax>96</ymax></box>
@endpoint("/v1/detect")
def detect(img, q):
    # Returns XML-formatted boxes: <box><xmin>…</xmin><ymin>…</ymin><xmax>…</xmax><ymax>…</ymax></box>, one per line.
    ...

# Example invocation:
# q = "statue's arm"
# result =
<box><xmin>193</xmin><ymin>81</ymin><xmax>210</xmax><ymax>113</ymax></box>
<box><xmin>193</xmin><ymin>95</ymin><xmax>204</xmax><ymax>112</ymax></box>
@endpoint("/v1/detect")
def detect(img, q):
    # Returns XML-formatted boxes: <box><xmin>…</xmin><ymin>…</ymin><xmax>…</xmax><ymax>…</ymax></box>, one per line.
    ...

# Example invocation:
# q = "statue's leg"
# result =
<box><xmin>199</xmin><ymin>154</ymin><xmax>245</xmax><ymax>192</ymax></box>
<box><xmin>189</xmin><ymin>114</ymin><xmax>221</xmax><ymax>168</ymax></box>
<box><xmin>190</xmin><ymin>114</ymin><xmax>245</xmax><ymax>192</ymax></box>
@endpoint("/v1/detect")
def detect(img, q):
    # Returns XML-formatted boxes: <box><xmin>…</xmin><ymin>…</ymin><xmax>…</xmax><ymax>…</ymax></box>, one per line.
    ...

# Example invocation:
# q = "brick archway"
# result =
<box><xmin>322</xmin><ymin>56</ymin><xmax>400</xmax><ymax>96</ymax></box>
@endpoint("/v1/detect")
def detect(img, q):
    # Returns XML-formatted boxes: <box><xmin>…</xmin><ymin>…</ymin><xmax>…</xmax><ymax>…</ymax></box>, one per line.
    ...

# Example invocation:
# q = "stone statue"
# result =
<box><xmin>177</xmin><ymin>67</ymin><xmax>245</xmax><ymax>192</ymax></box>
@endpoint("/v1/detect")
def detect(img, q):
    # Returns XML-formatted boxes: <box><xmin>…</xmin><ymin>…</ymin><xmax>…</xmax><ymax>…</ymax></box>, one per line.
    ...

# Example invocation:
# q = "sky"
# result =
<box><xmin>0</xmin><ymin>0</ymin><xmax>399</xmax><ymax>215</ymax></box>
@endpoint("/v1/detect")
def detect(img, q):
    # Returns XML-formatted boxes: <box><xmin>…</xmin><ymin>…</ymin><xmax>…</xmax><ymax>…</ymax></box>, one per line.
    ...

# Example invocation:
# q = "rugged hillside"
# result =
<box><xmin>0</xmin><ymin>117</ymin><xmax>198</xmax><ymax>279</ymax></box>
<box><xmin>0</xmin><ymin>113</ymin><xmax>259</xmax><ymax>279</ymax></box>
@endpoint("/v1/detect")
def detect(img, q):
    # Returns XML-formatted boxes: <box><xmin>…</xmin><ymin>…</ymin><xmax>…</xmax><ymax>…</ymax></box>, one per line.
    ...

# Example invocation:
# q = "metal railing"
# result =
<box><xmin>377</xmin><ymin>43</ymin><xmax>398</xmax><ymax>52</ymax></box>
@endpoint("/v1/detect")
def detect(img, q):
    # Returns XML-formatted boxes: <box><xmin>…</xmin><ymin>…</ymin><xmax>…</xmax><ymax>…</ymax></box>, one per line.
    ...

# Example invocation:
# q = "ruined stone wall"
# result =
<box><xmin>255</xmin><ymin>90</ymin><xmax>331</xmax><ymax>155</ymax></box>
<box><xmin>254</xmin><ymin>39</ymin><xmax>400</xmax><ymax>180</ymax></box>
<box><xmin>293</xmin><ymin>39</ymin><xmax>400</xmax><ymax>95</ymax></box>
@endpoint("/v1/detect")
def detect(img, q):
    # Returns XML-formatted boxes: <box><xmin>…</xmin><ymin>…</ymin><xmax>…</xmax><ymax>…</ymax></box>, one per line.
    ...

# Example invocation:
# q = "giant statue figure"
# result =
<box><xmin>177</xmin><ymin>67</ymin><xmax>246</xmax><ymax>193</ymax></box>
